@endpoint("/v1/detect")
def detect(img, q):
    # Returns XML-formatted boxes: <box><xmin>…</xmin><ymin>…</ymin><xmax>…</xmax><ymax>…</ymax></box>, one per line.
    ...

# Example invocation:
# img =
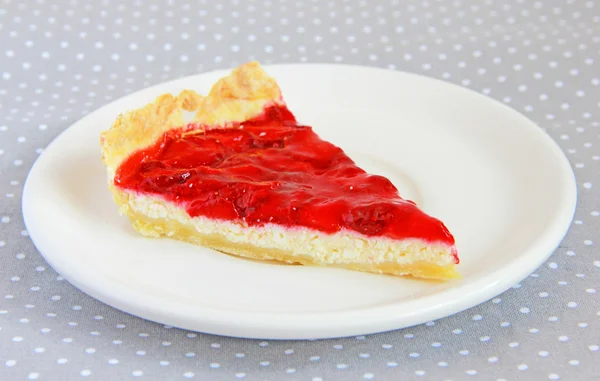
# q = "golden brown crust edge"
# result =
<box><xmin>100</xmin><ymin>61</ymin><xmax>283</xmax><ymax>175</ymax></box>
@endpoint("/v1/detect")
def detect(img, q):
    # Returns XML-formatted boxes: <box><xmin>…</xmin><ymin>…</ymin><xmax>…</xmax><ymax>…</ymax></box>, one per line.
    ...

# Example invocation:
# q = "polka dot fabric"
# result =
<box><xmin>1</xmin><ymin>0</ymin><xmax>599</xmax><ymax>379</ymax></box>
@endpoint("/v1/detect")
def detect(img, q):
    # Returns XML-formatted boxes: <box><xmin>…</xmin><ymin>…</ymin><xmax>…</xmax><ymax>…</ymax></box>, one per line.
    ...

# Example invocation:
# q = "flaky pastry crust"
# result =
<box><xmin>100</xmin><ymin>61</ymin><xmax>284</xmax><ymax>176</ymax></box>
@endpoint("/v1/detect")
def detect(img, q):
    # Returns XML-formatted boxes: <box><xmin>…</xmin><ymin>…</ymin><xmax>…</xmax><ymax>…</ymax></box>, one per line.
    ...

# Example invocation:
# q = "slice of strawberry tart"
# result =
<box><xmin>100</xmin><ymin>61</ymin><xmax>459</xmax><ymax>280</ymax></box>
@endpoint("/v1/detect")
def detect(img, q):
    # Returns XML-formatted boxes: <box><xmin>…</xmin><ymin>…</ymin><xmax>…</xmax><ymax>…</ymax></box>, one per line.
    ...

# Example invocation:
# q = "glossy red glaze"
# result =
<box><xmin>115</xmin><ymin>104</ymin><xmax>456</xmax><ymax>252</ymax></box>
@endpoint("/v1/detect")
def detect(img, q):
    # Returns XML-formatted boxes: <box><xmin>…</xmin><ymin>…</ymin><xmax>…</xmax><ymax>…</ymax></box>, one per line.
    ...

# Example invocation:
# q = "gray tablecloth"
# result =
<box><xmin>1</xmin><ymin>1</ymin><xmax>599</xmax><ymax>380</ymax></box>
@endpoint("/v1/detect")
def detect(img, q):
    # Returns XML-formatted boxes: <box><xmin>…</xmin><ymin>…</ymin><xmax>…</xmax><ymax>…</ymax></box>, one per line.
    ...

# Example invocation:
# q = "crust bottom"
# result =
<box><xmin>115</xmin><ymin>192</ymin><xmax>459</xmax><ymax>281</ymax></box>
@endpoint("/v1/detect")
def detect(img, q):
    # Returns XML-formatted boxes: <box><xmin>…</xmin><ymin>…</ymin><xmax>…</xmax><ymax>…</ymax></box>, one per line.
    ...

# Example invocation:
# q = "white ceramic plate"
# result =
<box><xmin>23</xmin><ymin>64</ymin><xmax>576</xmax><ymax>340</ymax></box>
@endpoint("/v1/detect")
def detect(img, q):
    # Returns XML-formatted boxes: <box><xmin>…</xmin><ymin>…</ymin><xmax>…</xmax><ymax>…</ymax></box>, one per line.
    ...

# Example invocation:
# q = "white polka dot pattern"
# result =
<box><xmin>1</xmin><ymin>0</ymin><xmax>599</xmax><ymax>380</ymax></box>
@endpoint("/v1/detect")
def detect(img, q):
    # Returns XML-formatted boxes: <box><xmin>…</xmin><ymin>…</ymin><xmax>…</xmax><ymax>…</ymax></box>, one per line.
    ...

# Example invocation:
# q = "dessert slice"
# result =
<box><xmin>100</xmin><ymin>62</ymin><xmax>459</xmax><ymax>280</ymax></box>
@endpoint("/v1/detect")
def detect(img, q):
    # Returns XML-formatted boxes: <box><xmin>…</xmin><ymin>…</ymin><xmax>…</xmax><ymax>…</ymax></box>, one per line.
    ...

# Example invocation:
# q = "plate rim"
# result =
<box><xmin>22</xmin><ymin>63</ymin><xmax>578</xmax><ymax>339</ymax></box>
